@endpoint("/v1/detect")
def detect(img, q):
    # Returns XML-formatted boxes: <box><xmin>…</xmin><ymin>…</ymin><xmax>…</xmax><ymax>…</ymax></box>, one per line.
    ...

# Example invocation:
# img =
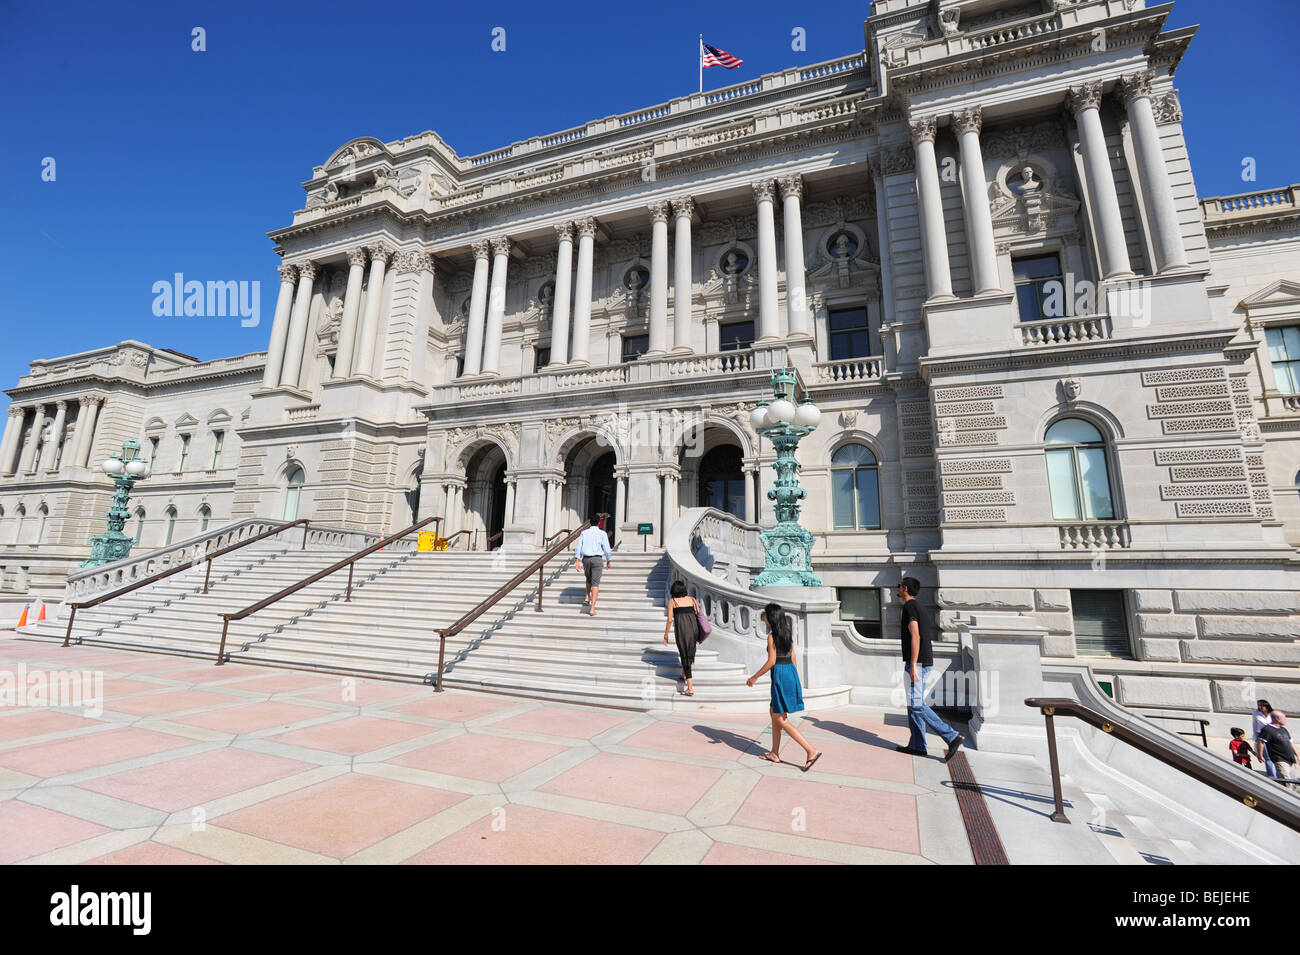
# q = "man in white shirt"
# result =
<box><xmin>573</xmin><ymin>514</ymin><xmax>612</xmax><ymax>616</ymax></box>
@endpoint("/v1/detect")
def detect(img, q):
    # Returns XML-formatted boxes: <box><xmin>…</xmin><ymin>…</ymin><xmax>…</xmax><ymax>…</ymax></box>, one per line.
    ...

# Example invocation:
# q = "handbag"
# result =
<box><xmin>693</xmin><ymin>597</ymin><xmax>712</xmax><ymax>641</ymax></box>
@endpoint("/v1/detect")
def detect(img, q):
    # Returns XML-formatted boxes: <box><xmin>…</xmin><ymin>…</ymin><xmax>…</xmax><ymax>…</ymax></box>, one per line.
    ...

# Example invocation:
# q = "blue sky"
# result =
<box><xmin>1</xmin><ymin>0</ymin><xmax>1296</xmax><ymax>406</ymax></box>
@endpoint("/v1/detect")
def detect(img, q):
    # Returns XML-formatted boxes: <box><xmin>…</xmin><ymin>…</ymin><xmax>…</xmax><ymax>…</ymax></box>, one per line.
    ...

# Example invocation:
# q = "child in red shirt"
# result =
<box><xmin>1229</xmin><ymin>727</ymin><xmax>1253</xmax><ymax>768</ymax></box>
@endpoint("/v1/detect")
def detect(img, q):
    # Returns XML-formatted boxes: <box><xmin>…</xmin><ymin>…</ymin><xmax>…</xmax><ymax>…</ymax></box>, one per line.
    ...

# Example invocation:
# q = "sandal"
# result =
<box><xmin>802</xmin><ymin>752</ymin><xmax>822</xmax><ymax>773</ymax></box>
<box><xmin>760</xmin><ymin>752</ymin><xmax>780</xmax><ymax>763</ymax></box>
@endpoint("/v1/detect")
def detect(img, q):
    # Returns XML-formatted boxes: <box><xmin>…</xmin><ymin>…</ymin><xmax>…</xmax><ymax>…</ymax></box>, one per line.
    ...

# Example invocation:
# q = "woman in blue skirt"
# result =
<box><xmin>746</xmin><ymin>603</ymin><xmax>822</xmax><ymax>772</ymax></box>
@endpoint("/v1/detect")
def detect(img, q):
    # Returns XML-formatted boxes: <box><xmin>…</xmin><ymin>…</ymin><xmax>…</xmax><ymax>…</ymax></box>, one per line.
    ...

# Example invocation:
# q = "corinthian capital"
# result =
<box><xmin>1065</xmin><ymin>82</ymin><xmax>1103</xmax><ymax>114</ymax></box>
<box><xmin>554</xmin><ymin>221</ymin><xmax>575</xmax><ymax>243</ymax></box>
<box><xmin>647</xmin><ymin>201</ymin><xmax>671</xmax><ymax>225</ymax></box>
<box><xmin>950</xmin><ymin>106</ymin><xmax>983</xmax><ymax>137</ymax></box>
<box><xmin>347</xmin><ymin>247</ymin><xmax>368</xmax><ymax>268</ymax></box>
<box><xmin>908</xmin><ymin>115</ymin><xmax>937</xmax><ymax>145</ymax></box>
<box><xmin>296</xmin><ymin>261</ymin><xmax>318</xmax><ymax>282</ymax></box>
<box><xmin>366</xmin><ymin>243</ymin><xmax>393</xmax><ymax>265</ymax></box>
<box><xmin>575</xmin><ymin>218</ymin><xmax>598</xmax><ymax>239</ymax></box>
<box><xmin>751</xmin><ymin>179</ymin><xmax>776</xmax><ymax>203</ymax></box>
<box><xmin>1116</xmin><ymin>69</ymin><xmax>1155</xmax><ymax>105</ymax></box>
<box><xmin>670</xmin><ymin>197</ymin><xmax>695</xmax><ymax>220</ymax></box>
<box><xmin>278</xmin><ymin>264</ymin><xmax>299</xmax><ymax>284</ymax></box>
<box><xmin>776</xmin><ymin>174</ymin><xmax>803</xmax><ymax>201</ymax></box>
<box><xmin>490</xmin><ymin>235</ymin><xmax>511</xmax><ymax>257</ymax></box>
<box><xmin>471</xmin><ymin>239</ymin><xmax>491</xmax><ymax>260</ymax></box>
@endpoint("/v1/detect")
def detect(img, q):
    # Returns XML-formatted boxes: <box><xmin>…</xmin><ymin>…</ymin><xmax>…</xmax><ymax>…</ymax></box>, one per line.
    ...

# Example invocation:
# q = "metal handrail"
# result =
<box><xmin>214</xmin><ymin>516</ymin><xmax>440</xmax><ymax>665</ymax></box>
<box><xmin>544</xmin><ymin>527</ymin><xmax>575</xmax><ymax>547</ymax></box>
<box><xmin>486</xmin><ymin>531</ymin><xmax>503</xmax><ymax>550</ymax></box>
<box><xmin>1026</xmin><ymin>697</ymin><xmax>1300</xmax><ymax>832</ymax></box>
<box><xmin>441</xmin><ymin>530</ymin><xmax>473</xmax><ymax>549</ymax></box>
<box><xmin>1141</xmin><ymin>713</ymin><xmax>1210</xmax><ymax>748</ymax></box>
<box><xmin>63</xmin><ymin>519</ymin><xmax>311</xmax><ymax>648</ymax></box>
<box><xmin>433</xmin><ymin>513</ymin><xmax>607</xmax><ymax>692</ymax></box>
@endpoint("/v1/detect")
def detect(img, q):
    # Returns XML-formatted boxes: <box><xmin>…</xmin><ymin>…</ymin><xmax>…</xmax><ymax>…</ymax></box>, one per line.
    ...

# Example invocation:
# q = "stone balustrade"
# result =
<box><xmin>1019</xmin><ymin>315</ymin><xmax>1113</xmax><ymax>346</ymax></box>
<box><xmin>812</xmin><ymin>356</ymin><xmax>883</xmax><ymax>384</ymax></box>
<box><xmin>1057</xmin><ymin>521</ymin><xmax>1132</xmax><ymax>550</ymax></box>
<box><xmin>1201</xmin><ymin>185</ymin><xmax>1299</xmax><ymax>224</ymax></box>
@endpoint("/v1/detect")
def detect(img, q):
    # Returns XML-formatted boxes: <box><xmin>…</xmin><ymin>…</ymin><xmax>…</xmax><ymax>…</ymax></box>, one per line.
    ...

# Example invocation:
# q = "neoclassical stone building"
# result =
<box><xmin>3</xmin><ymin>0</ymin><xmax>1299</xmax><ymax>713</ymax></box>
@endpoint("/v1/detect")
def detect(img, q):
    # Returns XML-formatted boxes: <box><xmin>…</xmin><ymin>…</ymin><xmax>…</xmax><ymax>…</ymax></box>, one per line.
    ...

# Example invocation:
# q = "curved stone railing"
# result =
<box><xmin>665</xmin><ymin>507</ymin><xmax>844</xmax><ymax>687</ymax></box>
<box><xmin>63</xmin><ymin>518</ymin><xmax>381</xmax><ymax>604</ymax></box>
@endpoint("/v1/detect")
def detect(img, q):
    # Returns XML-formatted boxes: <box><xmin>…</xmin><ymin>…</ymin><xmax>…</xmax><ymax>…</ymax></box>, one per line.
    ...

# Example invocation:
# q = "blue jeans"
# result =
<box><xmin>1260</xmin><ymin>743</ymin><xmax>1277</xmax><ymax>778</ymax></box>
<box><xmin>907</xmin><ymin>665</ymin><xmax>957</xmax><ymax>752</ymax></box>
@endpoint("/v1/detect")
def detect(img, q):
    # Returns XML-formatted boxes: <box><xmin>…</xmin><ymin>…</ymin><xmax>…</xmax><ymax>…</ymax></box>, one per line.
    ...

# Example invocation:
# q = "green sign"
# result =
<box><xmin>637</xmin><ymin>523</ymin><xmax>653</xmax><ymax>535</ymax></box>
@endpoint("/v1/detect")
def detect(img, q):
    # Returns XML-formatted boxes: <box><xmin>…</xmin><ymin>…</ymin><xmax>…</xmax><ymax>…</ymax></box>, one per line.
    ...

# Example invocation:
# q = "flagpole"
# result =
<box><xmin>699</xmin><ymin>34</ymin><xmax>703</xmax><ymax>94</ymax></box>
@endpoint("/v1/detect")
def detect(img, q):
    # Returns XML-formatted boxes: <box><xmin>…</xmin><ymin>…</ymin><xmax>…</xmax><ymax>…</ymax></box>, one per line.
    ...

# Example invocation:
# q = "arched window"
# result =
<box><xmin>164</xmin><ymin>506</ymin><xmax>177</xmax><ymax>546</ymax></box>
<box><xmin>199</xmin><ymin>504</ymin><xmax>211</xmax><ymax>533</ymax></box>
<box><xmin>697</xmin><ymin>446</ymin><xmax>745</xmax><ymax>518</ymax></box>
<box><xmin>283</xmin><ymin>467</ymin><xmax>305</xmax><ymax>521</ymax></box>
<box><xmin>133</xmin><ymin>507</ymin><xmax>145</xmax><ymax>544</ymax></box>
<box><xmin>831</xmin><ymin>444</ymin><xmax>881</xmax><ymax>530</ymax></box>
<box><xmin>1045</xmin><ymin>418</ymin><xmax>1116</xmax><ymax>520</ymax></box>
<box><xmin>14</xmin><ymin>505</ymin><xmax>25</xmax><ymax>545</ymax></box>
<box><xmin>36</xmin><ymin>505</ymin><xmax>48</xmax><ymax>544</ymax></box>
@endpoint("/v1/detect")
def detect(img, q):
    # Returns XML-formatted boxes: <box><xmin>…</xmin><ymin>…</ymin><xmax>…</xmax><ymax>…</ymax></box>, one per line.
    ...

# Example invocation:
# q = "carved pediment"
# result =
<box><xmin>1240</xmin><ymin>279</ymin><xmax>1300</xmax><ymax>325</ymax></box>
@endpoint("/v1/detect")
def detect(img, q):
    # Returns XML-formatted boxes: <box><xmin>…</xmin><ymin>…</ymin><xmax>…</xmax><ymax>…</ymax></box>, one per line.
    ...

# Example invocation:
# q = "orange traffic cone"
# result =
<box><xmin>16</xmin><ymin>604</ymin><xmax>29</xmax><ymax>628</ymax></box>
<box><xmin>35</xmin><ymin>601</ymin><xmax>46</xmax><ymax>623</ymax></box>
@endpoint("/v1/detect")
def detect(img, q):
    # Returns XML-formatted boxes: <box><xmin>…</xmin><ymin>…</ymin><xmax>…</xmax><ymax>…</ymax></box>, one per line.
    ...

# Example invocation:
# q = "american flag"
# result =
<box><xmin>701</xmin><ymin>42</ymin><xmax>743</xmax><ymax>69</ymax></box>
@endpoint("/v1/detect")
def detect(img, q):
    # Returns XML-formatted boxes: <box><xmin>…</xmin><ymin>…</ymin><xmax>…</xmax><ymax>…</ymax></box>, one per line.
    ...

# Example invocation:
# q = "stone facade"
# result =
<box><xmin>3</xmin><ymin>0</ymin><xmax>1299</xmax><ymax>723</ymax></box>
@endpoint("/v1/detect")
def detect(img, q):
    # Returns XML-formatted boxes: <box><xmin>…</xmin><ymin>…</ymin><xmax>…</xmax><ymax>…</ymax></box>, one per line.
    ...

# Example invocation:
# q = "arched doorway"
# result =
<box><xmin>698</xmin><ymin>445</ymin><xmax>746</xmax><ymax>518</ymax></box>
<box><xmin>283</xmin><ymin>466</ymin><xmax>305</xmax><ymax>520</ymax></box>
<box><xmin>487</xmin><ymin>462</ymin><xmax>507</xmax><ymax>548</ymax></box>
<box><xmin>461</xmin><ymin>443</ymin><xmax>509</xmax><ymax>549</ymax></box>
<box><xmin>586</xmin><ymin>451</ymin><xmax>616</xmax><ymax>545</ymax></box>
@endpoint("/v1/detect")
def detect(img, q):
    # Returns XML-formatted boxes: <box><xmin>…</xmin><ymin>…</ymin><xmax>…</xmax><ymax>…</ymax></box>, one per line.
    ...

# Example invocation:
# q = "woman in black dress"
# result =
<box><xmin>662</xmin><ymin>580</ymin><xmax>702</xmax><ymax>697</ymax></box>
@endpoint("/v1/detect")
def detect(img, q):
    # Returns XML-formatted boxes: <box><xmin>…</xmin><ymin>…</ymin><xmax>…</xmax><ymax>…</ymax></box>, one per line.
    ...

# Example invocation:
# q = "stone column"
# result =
<box><xmin>753</xmin><ymin>180</ymin><xmax>781</xmax><ymax>341</ymax></box>
<box><xmin>262</xmin><ymin>264</ymin><xmax>298</xmax><ymax>387</ymax></box>
<box><xmin>481</xmin><ymin>236</ymin><xmax>510</xmax><ymax>375</ymax></box>
<box><xmin>743</xmin><ymin>464</ymin><xmax>757</xmax><ymax>523</ymax></box>
<box><xmin>1117</xmin><ymin>69</ymin><xmax>1189</xmax><ymax>273</ymax></box>
<box><xmin>662</xmin><ymin>468</ymin><xmax>680</xmax><ymax>537</ymax></box>
<box><xmin>911</xmin><ymin>116</ymin><xmax>954</xmax><ymax>300</ymax></box>
<box><xmin>0</xmin><ymin>406</ymin><xmax>23</xmax><ymax>476</ymax></box>
<box><xmin>462</xmin><ymin>240</ymin><xmax>491</xmax><ymax>376</ymax></box>
<box><xmin>570</xmin><ymin>219</ymin><xmax>597</xmax><ymax>366</ymax></box>
<box><xmin>671</xmin><ymin>198</ymin><xmax>695</xmax><ymax>352</ymax></box>
<box><xmin>1067</xmin><ymin>82</ymin><xmax>1133</xmax><ymax>279</ymax></box>
<box><xmin>40</xmin><ymin>401</ymin><xmax>68</xmax><ymax>473</ymax></box>
<box><xmin>504</xmin><ymin>477</ymin><xmax>516</xmax><ymax>526</ymax></box>
<box><xmin>76</xmin><ymin>397</ymin><xmax>102</xmax><ymax>467</ymax></box>
<box><xmin>614</xmin><ymin>466</ymin><xmax>628</xmax><ymax>532</ymax></box>
<box><xmin>647</xmin><ymin>202</ymin><xmax>670</xmax><ymax>355</ymax></box>
<box><xmin>443</xmin><ymin>484</ymin><xmax>456</xmax><ymax>533</ymax></box>
<box><xmin>951</xmin><ymin>107</ymin><xmax>1002</xmax><ymax>294</ymax></box>
<box><xmin>333</xmin><ymin>248</ymin><xmax>368</xmax><ymax>378</ymax></box>
<box><xmin>280</xmin><ymin>261</ymin><xmax>318</xmax><ymax>388</ymax></box>
<box><xmin>550</xmin><ymin>222</ymin><xmax>575</xmax><ymax>365</ymax></box>
<box><xmin>355</xmin><ymin>244</ymin><xmax>391</xmax><ymax>378</ymax></box>
<box><xmin>777</xmin><ymin>175</ymin><xmax>811</xmax><ymax>337</ymax></box>
<box><xmin>18</xmin><ymin>405</ymin><xmax>45</xmax><ymax>475</ymax></box>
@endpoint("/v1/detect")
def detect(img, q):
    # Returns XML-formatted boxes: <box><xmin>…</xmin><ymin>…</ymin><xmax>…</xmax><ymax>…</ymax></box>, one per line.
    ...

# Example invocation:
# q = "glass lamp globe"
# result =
<box><xmin>102</xmin><ymin>457</ymin><xmax>125</xmax><ymax>476</ymax></box>
<box><xmin>749</xmin><ymin>405</ymin><xmax>769</xmax><ymax>430</ymax></box>
<box><xmin>768</xmin><ymin>399</ymin><xmax>796</xmax><ymax>424</ymax></box>
<box><xmin>125</xmin><ymin>460</ymin><xmax>147</xmax><ymax>477</ymax></box>
<box><xmin>793</xmin><ymin>402</ymin><xmax>821</xmax><ymax>427</ymax></box>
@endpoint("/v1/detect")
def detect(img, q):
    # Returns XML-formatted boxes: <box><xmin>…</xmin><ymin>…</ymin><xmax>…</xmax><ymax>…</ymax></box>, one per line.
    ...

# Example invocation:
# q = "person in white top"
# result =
<box><xmin>573</xmin><ymin>515</ymin><xmax>612</xmax><ymax>616</ymax></box>
<box><xmin>1254</xmin><ymin>699</ymin><xmax>1276</xmax><ymax>778</ymax></box>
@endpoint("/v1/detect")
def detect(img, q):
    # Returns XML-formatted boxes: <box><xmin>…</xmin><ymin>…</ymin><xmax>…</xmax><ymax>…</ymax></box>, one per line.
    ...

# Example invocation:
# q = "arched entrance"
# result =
<box><xmin>486</xmin><ymin>462</ymin><xmax>507</xmax><ymax>548</ymax></box>
<box><xmin>698</xmin><ymin>445</ymin><xmax>746</xmax><ymax>518</ymax></box>
<box><xmin>559</xmin><ymin>434</ymin><xmax>621</xmax><ymax>547</ymax></box>
<box><xmin>461</xmin><ymin>442</ymin><xmax>509</xmax><ymax>549</ymax></box>
<box><xmin>586</xmin><ymin>451</ymin><xmax>616</xmax><ymax>545</ymax></box>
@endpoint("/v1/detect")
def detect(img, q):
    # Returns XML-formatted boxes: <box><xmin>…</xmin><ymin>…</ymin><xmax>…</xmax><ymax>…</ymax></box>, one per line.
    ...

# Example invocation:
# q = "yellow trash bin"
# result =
<box><xmin>417</xmin><ymin>531</ymin><xmax>437</xmax><ymax>552</ymax></box>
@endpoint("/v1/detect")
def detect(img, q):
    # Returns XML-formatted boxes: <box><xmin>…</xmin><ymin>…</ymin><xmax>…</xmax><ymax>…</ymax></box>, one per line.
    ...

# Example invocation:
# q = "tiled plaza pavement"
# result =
<box><xmin>0</xmin><ymin>633</ymin><xmax>974</xmax><ymax>865</ymax></box>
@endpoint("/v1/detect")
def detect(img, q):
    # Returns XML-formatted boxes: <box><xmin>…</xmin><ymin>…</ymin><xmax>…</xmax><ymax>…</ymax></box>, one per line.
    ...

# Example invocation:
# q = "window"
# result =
<box><xmin>828</xmin><ymin>307</ymin><xmax>871</xmax><ymax>361</ymax></box>
<box><xmin>210</xmin><ymin>431</ymin><xmax>225</xmax><ymax>470</ymax></box>
<box><xmin>838</xmin><ymin>587</ymin><xmax>882</xmax><ymax>639</ymax></box>
<box><xmin>199</xmin><ymin>505</ymin><xmax>211</xmax><ymax>533</ymax></box>
<box><xmin>621</xmin><ymin>334</ymin><xmax>649</xmax><ymax>363</ymax></box>
<box><xmin>1071</xmin><ymin>590</ymin><xmax>1131</xmax><ymax>657</ymax></box>
<box><xmin>719</xmin><ymin>321</ymin><xmax>754</xmax><ymax>352</ymax></box>
<box><xmin>533</xmin><ymin>347</ymin><xmax>551</xmax><ymax>372</ymax></box>
<box><xmin>148</xmin><ymin>436</ymin><xmax>160</xmax><ymax>464</ymax></box>
<box><xmin>1045</xmin><ymin>418</ymin><xmax>1115</xmax><ymax>520</ymax></box>
<box><xmin>177</xmin><ymin>434</ymin><xmax>191</xmax><ymax>473</ymax></box>
<box><xmin>830</xmin><ymin>444</ymin><xmax>881</xmax><ymax>530</ymax></box>
<box><xmin>14</xmin><ymin>506</ymin><xmax>25</xmax><ymax>545</ymax></box>
<box><xmin>1265</xmin><ymin>326</ymin><xmax>1300</xmax><ymax>394</ymax></box>
<box><xmin>133</xmin><ymin>508</ymin><xmax>145</xmax><ymax>543</ymax></box>
<box><xmin>455</xmin><ymin>356</ymin><xmax>465</xmax><ymax>379</ymax></box>
<box><xmin>1013</xmin><ymin>253</ymin><xmax>1063</xmax><ymax>323</ymax></box>
<box><xmin>283</xmin><ymin>467</ymin><xmax>305</xmax><ymax>521</ymax></box>
<box><xmin>36</xmin><ymin>505</ymin><xmax>48</xmax><ymax>544</ymax></box>
<box><xmin>164</xmin><ymin>507</ymin><xmax>177</xmax><ymax>546</ymax></box>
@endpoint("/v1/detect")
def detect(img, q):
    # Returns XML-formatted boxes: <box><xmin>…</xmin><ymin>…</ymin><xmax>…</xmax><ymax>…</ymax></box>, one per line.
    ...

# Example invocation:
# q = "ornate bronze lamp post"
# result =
<box><xmin>81</xmin><ymin>438</ymin><xmax>151</xmax><ymax>567</ymax></box>
<box><xmin>749</xmin><ymin>367</ymin><xmax>822</xmax><ymax>586</ymax></box>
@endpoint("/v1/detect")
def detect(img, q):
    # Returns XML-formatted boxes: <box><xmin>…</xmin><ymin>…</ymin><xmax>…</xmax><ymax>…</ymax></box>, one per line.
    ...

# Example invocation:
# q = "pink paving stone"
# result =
<box><xmin>619</xmin><ymin>720</ymin><xmax>756</xmax><ymax>761</ymax></box>
<box><xmin>169</xmin><ymin>701</ymin><xmax>329</xmax><ymax>734</ymax></box>
<box><xmin>216</xmin><ymin>671</ymin><xmax>338</xmax><ymax>694</ymax></box>
<box><xmin>756</xmin><ymin>736</ymin><xmax>914</xmax><ymax>784</ymax></box>
<box><xmin>295</xmin><ymin>681</ymin><xmax>425</xmax><ymax>706</ymax></box>
<box><xmin>389</xmin><ymin>733</ymin><xmax>568</xmax><ymax>783</ymax></box>
<box><xmin>701</xmin><ymin>843</ymin><xmax>839</xmax><ymax>865</ymax></box>
<box><xmin>80</xmin><ymin>747</ymin><xmax>316</xmax><ymax>812</ymax></box>
<box><xmin>100</xmin><ymin>656</ymin><xmax>211</xmax><ymax>675</ymax></box>
<box><xmin>214</xmin><ymin>773</ymin><xmax>465</xmax><ymax>859</ymax></box>
<box><xmin>103</xmin><ymin>689</ymin><xmax>235</xmax><ymax>717</ymax></box>
<box><xmin>97</xmin><ymin>678</ymin><xmax>177</xmax><ymax>699</ymax></box>
<box><xmin>730</xmin><ymin>776</ymin><xmax>920</xmax><ymax>854</ymax></box>
<box><xmin>158</xmin><ymin>666</ymin><xmax>270</xmax><ymax>685</ymax></box>
<box><xmin>0</xmin><ymin>709</ymin><xmax>104</xmax><ymax>744</ymax></box>
<box><xmin>488</xmin><ymin>706</ymin><xmax>633</xmax><ymax>740</ymax></box>
<box><xmin>267</xmin><ymin>715</ymin><xmax>434</xmax><ymax>755</ymax></box>
<box><xmin>0</xmin><ymin>727</ymin><xmax>195</xmax><ymax>778</ymax></box>
<box><xmin>539</xmin><ymin>751</ymin><xmax>723</xmax><ymax>815</ymax></box>
<box><xmin>0</xmin><ymin>801</ymin><xmax>110</xmax><ymax>864</ymax></box>
<box><xmin>404</xmin><ymin>804</ymin><xmax>662</xmax><ymax>865</ymax></box>
<box><xmin>389</xmin><ymin>692</ymin><xmax>522</xmax><ymax>723</ymax></box>
<box><xmin>85</xmin><ymin>841</ymin><xmax>223</xmax><ymax>865</ymax></box>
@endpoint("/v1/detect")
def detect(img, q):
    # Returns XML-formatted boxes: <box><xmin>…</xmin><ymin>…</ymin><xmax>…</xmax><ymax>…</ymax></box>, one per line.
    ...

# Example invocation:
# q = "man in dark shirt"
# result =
<box><xmin>895</xmin><ymin>577</ymin><xmax>963</xmax><ymax>762</ymax></box>
<box><xmin>1259</xmin><ymin>711</ymin><xmax>1298</xmax><ymax>780</ymax></box>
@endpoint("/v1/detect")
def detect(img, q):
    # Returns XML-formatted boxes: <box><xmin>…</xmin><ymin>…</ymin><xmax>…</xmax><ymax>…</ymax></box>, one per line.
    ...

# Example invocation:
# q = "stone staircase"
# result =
<box><xmin>19</xmin><ymin>548</ymin><xmax>850</xmax><ymax>712</ymax></box>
